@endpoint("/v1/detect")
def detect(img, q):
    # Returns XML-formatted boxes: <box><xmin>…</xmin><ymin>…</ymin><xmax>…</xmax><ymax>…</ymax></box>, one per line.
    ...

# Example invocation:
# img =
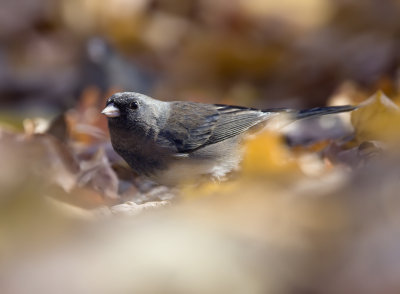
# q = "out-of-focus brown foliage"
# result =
<box><xmin>351</xmin><ymin>91</ymin><xmax>400</xmax><ymax>142</ymax></box>
<box><xmin>2</xmin><ymin>0</ymin><xmax>400</xmax><ymax>111</ymax></box>
<box><xmin>2</xmin><ymin>0</ymin><xmax>400</xmax><ymax>293</ymax></box>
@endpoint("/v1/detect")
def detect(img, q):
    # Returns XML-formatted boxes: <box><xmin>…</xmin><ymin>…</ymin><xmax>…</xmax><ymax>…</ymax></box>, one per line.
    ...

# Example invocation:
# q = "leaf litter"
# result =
<box><xmin>1</xmin><ymin>90</ymin><xmax>400</xmax><ymax>293</ymax></box>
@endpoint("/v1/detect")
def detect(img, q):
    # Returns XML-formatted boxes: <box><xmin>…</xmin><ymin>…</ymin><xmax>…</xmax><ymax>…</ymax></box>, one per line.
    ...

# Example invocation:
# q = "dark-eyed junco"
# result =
<box><xmin>102</xmin><ymin>92</ymin><xmax>356</xmax><ymax>186</ymax></box>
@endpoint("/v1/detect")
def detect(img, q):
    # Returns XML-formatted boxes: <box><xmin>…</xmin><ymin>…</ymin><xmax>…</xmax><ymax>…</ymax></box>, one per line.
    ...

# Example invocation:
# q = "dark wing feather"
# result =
<box><xmin>205</xmin><ymin>105</ymin><xmax>270</xmax><ymax>145</ymax></box>
<box><xmin>205</xmin><ymin>105</ymin><xmax>357</xmax><ymax>146</ymax></box>
<box><xmin>160</xmin><ymin>102</ymin><xmax>273</xmax><ymax>153</ymax></box>
<box><xmin>159</xmin><ymin>102</ymin><xmax>219</xmax><ymax>152</ymax></box>
<box><xmin>159</xmin><ymin>102</ymin><xmax>357</xmax><ymax>154</ymax></box>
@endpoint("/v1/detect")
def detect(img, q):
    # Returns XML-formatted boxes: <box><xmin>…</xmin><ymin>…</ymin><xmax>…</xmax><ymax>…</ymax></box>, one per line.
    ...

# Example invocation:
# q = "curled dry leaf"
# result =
<box><xmin>351</xmin><ymin>91</ymin><xmax>400</xmax><ymax>143</ymax></box>
<box><xmin>47</xmin><ymin>114</ymin><xmax>69</xmax><ymax>142</ymax></box>
<box><xmin>19</xmin><ymin>114</ymin><xmax>80</xmax><ymax>192</ymax></box>
<box><xmin>242</xmin><ymin>130</ymin><xmax>299</xmax><ymax>176</ymax></box>
<box><xmin>33</xmin><ymin>134</ymin><xmax>81</xmax><ymax>192</ymax></box>
<box><xmin>357</xmin><ymin>141</ymin><xmax>385</xmax><ymax>165</ymax></box>
<box><xmin>78</xmin><ymin>148</ymin><xmax>119</xmax><ymax>201</ymax></box>
<box><xmin>66</xmin><ymin>87</ymin><xmax>109</xmax><ymax>147</ymax></box>
<box><xmin>323</xmin><ymin>140</ymin><xmax>384</xmax><ymax>168</ymax></box>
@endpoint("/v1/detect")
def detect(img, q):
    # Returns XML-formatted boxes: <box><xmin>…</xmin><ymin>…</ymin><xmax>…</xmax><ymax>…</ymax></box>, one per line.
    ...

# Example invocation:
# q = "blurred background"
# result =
<box><xmin>2</xmin><ymin>0</ymin><xmax>400</xmax><ymax>293</ymax></box>
<box><xmin>2</xmin><ymin>0</ymin><xmax>400</xmax><ymax>113</ymax></box>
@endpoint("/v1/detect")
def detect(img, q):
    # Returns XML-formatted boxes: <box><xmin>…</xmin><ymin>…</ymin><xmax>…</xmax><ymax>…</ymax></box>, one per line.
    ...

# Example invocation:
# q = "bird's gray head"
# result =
<box><xmin>102</xmin><ymin>92</ymin><xmax>168</xmax><ymax>136</ymax></box>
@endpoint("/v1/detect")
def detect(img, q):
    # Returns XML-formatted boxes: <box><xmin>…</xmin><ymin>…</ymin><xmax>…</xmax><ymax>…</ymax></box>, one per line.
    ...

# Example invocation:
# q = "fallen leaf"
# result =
<box><xmin>351</xmin><ymin>91</ymin><xmax>400</xmax><ymax>142</ymax></box>
<box><xmin>78</xmin><ymin>148</ymin><xmax>120</xmax><ymax>201</ymax></box>
<box><xmin>241</xmin><ymin>130</ymin><xmax>299</xmax><ymax>176</ymax></box>
<box><xmin>323</xmin><ymin>140</ymin><xmax>384</xmax><ymax>168</ymax></box>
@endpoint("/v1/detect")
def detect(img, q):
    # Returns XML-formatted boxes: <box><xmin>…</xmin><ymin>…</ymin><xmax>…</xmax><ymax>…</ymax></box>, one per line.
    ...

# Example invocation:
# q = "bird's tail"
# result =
<box><xmin>294</xmin><ymin>105</ymin><xmax>357</xmax><ymax>120</ymax></box>
<box><xmin>262</xmin><ymin>105</ymin><xmax>357</xmax><ymax>120</ymax></box>
<box><xmin>260</xmin><ymin>105</ymin><xmax>357</xmax><ymax>129</ymax></box>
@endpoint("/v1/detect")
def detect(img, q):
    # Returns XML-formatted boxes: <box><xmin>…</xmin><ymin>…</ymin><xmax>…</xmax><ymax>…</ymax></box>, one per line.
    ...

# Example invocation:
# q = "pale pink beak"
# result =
<box><xmin>101</xmin><ymin>103</ymin><xmax>120</xmax><ymax>118</ymax></box>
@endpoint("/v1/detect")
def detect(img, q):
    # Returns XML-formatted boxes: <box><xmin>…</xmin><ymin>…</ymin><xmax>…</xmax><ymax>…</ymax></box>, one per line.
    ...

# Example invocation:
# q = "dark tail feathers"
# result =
<box><xmin>295</xmin><ymin>105</ymin><xmax>357</xmax><ymax>120</ymax></box>
<box><xmin>262</xmin><ymin>105</ymin><xmax>357</xmax><ymax>120</ymax></box>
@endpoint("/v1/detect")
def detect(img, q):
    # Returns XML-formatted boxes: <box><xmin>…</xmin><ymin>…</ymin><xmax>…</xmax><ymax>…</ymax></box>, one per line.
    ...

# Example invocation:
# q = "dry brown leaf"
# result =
<box><xmin>241</xmin><ymin>130</ymin><xmax>299</xmax><ymax>176</ymax></box>
<box><xmin>323</xmin><ymin>140</ymin><xmax>384</xmax><ymax>168</ymax></box>
<box><xmin>78</xmin><ymin>148</ymin><xmax>120</xmax><ymax>201</ymax></box>
<box><xmin>66</xmin><ymin>86</ymin><xmax>109</xmax><ymax>146</ymax></box>
<box><xmin>35</xmin><ymin>134</ymin><xmax>81</xmax><ymax>192</ymax></box>
<box><xmin>351</xmin><ymin>91</ymin><xmax>400</xmax><ymax>143</ymax></box>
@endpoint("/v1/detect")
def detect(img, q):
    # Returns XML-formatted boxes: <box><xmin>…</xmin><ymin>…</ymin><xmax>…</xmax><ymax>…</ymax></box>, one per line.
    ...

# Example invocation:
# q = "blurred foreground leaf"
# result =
<box><xmin>242</xmin><ymin>131</ymin><xmax>299</xmax><ymax>176</ymax></box>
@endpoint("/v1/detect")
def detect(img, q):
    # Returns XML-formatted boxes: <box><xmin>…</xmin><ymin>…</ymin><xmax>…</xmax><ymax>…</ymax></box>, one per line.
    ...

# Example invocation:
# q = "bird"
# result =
<box><xmin>102</xmin><ymin>92</ymin><xmax>356</xmax><ymax>186</ymax></box>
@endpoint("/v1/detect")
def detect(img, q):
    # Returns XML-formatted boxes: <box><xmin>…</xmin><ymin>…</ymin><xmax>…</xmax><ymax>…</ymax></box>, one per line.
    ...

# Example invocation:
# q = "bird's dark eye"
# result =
<box><xmin>130</xmin><ymin>101</ymin><xmax>139</xmax><ymax>110</ymax></box>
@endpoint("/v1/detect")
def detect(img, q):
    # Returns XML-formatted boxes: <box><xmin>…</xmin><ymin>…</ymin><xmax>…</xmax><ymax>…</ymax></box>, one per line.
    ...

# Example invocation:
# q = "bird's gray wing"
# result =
<box><xmin>205</xmin><ymin>104</ymin><xmax>272</xmax><ymax>145</ymax></box>
<box><xmin>158</xmin><ymin>102</ymin><xmax>220</xmax><ymax>153</ymax></box>
<box><xmin>159</xmin><ymin>102</ymin><xmax>357</xmax><ymax>154</ymax></box>
<box><xmin>159</xmin><ymin>102</ymin><xmax>273</xmax><ymax>153</ymax></box>
<box><xmin>209</xmin><ymin>105</ymin><xmax>358</xmax><ymax>144</ymax></box>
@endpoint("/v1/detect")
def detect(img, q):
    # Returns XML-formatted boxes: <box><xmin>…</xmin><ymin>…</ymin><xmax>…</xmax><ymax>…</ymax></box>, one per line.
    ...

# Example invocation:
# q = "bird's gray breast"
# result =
<box><xmin>109</xmin><ymin>126</ymin><xmax>172</xmax><ymax>176</ymax></box>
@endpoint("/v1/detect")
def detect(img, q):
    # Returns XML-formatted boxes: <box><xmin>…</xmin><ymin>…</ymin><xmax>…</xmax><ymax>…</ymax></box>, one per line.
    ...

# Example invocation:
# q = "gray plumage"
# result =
<box><xmin>102</xmin><ymin>92</ymin><xmax>356</xmax><ymax>186</ymax></box>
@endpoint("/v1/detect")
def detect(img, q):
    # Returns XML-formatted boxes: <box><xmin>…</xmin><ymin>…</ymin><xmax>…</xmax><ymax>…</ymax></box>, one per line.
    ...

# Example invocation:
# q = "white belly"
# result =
<box><xmin>151</xmin><ymin>156</ymin><xmax>240</xmax><ymax>186</ymax></box>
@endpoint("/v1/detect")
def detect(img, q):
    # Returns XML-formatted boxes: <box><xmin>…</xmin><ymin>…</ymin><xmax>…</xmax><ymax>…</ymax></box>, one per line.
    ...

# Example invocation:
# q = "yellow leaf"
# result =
<box><xmin>242</xmin><ymin>131</ymin><xmax>299</xmax><ymax>175</ymax></box>
<box><xmin>351</xmin><ymin>91</ymin><xmax>400</xmax><ymax>142</ymax></box>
